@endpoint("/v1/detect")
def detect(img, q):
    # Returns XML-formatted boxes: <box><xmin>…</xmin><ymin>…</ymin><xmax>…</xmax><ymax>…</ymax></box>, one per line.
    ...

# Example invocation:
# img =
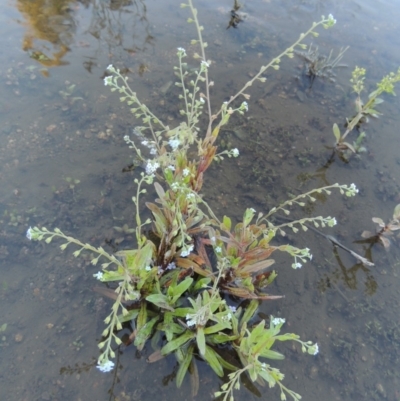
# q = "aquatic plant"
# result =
<box><xmin>295</xmin><ymin>43</ymin><xmax>348</xmax><ymax>86</ymax></box>
<box><xmin>26</xmin><ymin>3</ymin><xmax>359</xmax><ymax>400</ymax></box>
<box><xmin>361</xmin><ymin>204</ymin><xmax>400</xmax><ymax>249</ymax></box>
<box><xmin>333</xmin><ymin>66</ymin><xmax>400</xmax><ymax>153</ymax></box>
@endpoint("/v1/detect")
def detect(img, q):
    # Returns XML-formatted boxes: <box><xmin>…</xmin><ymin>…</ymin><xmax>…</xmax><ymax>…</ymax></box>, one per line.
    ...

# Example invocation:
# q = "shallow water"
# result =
<box><xmin>1</xmin><ymin>1</ymin><xmax>400</xmax><ymax>400</ymax></box>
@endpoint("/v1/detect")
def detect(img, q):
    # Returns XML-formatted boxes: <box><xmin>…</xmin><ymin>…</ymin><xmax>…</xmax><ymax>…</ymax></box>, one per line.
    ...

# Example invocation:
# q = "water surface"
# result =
<box><xmin>1</xmin><ymin>1</ymin><xmax>400</xmax><ymax>400</ymax></box>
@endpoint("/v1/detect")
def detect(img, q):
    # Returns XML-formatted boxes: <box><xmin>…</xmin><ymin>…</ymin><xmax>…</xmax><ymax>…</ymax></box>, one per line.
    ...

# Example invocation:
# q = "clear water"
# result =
<box><xmin>1</xmin><ymin>0</ymin><xmax>400</xmax><ymax>400</ymax></box>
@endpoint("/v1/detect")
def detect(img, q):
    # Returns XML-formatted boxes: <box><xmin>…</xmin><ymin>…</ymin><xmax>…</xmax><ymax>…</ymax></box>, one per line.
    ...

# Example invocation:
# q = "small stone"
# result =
<box><xmin>15</xmin><ymin>333</ymin><xmax>23</xmax><ymax>342</ymax></box>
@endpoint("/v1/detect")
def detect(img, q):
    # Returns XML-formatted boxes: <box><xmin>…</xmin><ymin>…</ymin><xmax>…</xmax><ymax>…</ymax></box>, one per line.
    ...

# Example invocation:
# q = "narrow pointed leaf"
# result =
<box><xmin>203</xmin><ymin>346</ymin><xmax>224</xmax><ymax>377</ymax></box>
<box><xmin>161</xmin><ymin>331</ymin><xmax>195</xmax><ymax>356</ymax></box>
<box><xmin>196</xmin><ymin>327</ymin><xmax>206</xmax><ymax>356</ymax></box>
<box><xmin>176</xmin><ymin>345</ymin><xmax>194</xmax><ymax>388</ymax></box>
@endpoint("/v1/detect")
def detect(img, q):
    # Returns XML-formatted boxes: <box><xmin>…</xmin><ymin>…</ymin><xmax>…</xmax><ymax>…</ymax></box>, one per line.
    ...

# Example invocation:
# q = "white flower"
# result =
<box><xmin>145</xmin><ymin>265</ymin><xmax>151</xmax><ymax>271</ymax></box>
<box><xmin>141</xmin><ymin>140</ymin><xmax>149</xmax><ymax>146</ymax></box>
<box><xmin>350</xmin><ymin>183</ymin><xmax>359</xmax><ymax>193</ymax></box>
<box><xmin>166</xmin><ymin>165</ymin><xmax>175</xmax><ymax>171</ymax></box>
<box><xmin>145</xmin><ymin>160</ymin><xmax>160</xmax><ymax>175</ymax></box>
<box><xmin>272</xmin><ymin>317</ymin><xmax>286</xmax><ymax>326</ymax></box>
<box><xmin>168</xmin><ymin>139</ymin><xmax>180</xmax><ymax>150</ymax></box>
<box><xmin>228</xmin><ymin>305</ymin><xmax>237</xmax><ymax>312</ymax></box>
<box><xmin>26</xmin><ymin>227</ymin><xmax>32</xmax><ymax>240</ymax></box>
<box><xmin>241</xmin><ymin>101</ymin><xmax>249</xmax><ymax>112</ymax></box>
<box><xmin>328</xmin><ymin>217</ymin><xmax>337</xmax><ymax>227</ymax></box>
<box><xmin>171</xmin><ymin>182</ymin><xmax>179</xmax><ymax>191</ymax></box>
<box><xmin>187</xmin><ymin>193</ymin><xmax>195</xmax><ymax>200</ymax></box>
<box><xmin>150</xmin><ymin>148</ymin><xmax>157</xmax><ymax>155</ymax></box>
<box><xmin>166</xmin><ymin>262</ymin><xmax>176</xmax><ymax>270</ymax></box>
<box><xmin>103</xmin><ymin>76</ymin><xmax>113</xmax><ymax>86</ymax></box>
<box><xmin>215</xmin><ymin>246</ymin><xmax>222</xmax><ymax>253</ymax></box>
<box><xmin>106</xmin><ymin>64</ymin><xmax>114</xmax><ymax>71</ymax></box>
<box><xmin>201</xmin><ymin>60</ymin><xmax>209</xmax><ymax>68</ymax></box>
<box><xmin>186</xmin><ymin>313</ymin><xmax>196</xmax><ymax>326</ymax></box>
<box><xmin>232</xmin><ymin>148</ymin><xmax>239</xmax><ymax>157</ymax></box>
<box><xmin>199</xmin><ymin>97</ymin><xmax>205</xmax><ymax>104</ymax></box>
<box><xmin>292</xmin><ymin>262</ymin><xmax>302</xmax><ymax>269</ymax></box>
<box><xmin>312</xmin><ymin>343</ymin><xmax>319</xmax><ymax>355</ymax></box>
<box><xmin>93</xmin><ymin>271</ymin><xmax>104</xmax><ymax>281</ymax></box>
<box><xmin>181</xmin><ymin>244</ymin><xmax>194</xmax><ymax>257</ymax></box>
<box><xmin>328</xmin><ymin>14</ymin><xmax>336</xmax><ymax>24</ymax></box>
<box><xmin>123</xmin><ymin>135</ymin><xmax>130</xmax><ymax>142</ymax></box>
<box><xmin>182</xmin><ymin>168</ymin><xmax>190</xmax><ymax>177</ymax></box>
<box><xmin>177</xmin><ymin>47</ymin><xmax>186</xmax><ymax>53</ymax></box>
<box><xmin>96</xmin><ymin>360</ymin><xmax>115</xmax><ymax>373</ymax></box>
<box><xmin>210</xmin><ymin>236</ymin><xmax>216</xmax><ymax>244</ymax></box>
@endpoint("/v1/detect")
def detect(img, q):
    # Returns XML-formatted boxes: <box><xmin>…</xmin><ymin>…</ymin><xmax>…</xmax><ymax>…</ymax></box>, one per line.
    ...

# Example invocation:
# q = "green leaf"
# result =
<box><xmin>117</xmin><ymin>309</ymin><xmax>139</xmax><ymax>324</ymax></box>
<box><xmin>240</xmin><ymin>300</ymin><xmax>259</xmax><ymax>329</ymax></box>
<box><xmin>243</xmin><ymin>208</ymin><xmax>256</xmax><ymax>227</ymax></box>
<box><xmin>208</xmin><ymin>333</ymin><xmax>239</xmax><ymax>345</ymax></box>
<box><xmin>146</xmin><ymin>294</ymin><xmax>175</xmax><ymax>311</ymax></box>
<box><xmin>204</xmin><ymin>346</ymin><xmax>224</xmax><ymax>377</ymax></box>
<box><xmin>137</xmin><ymin>301</ymin><xmax>148</xmax><ymax>334</ymax></box>
<box><xmin>176</xmin><ymin>345</ymin><xmax>194</xmax><ymax>388</ymax></box>
<box><xmin>332</xmin><ymin>123</ymin><xmax>341</xmax><ymax>142</ymax></box>
<box><xmin>260</xmin><ymin>349</ymin><xmax>285</xmax><ymax>360</ymax></box>
<box><xmin>196</xmin><ymin>327</ymin><xmax>206</xmax><ymax>356</ymax></box>
<box><xmin>222</xmin><ymin>215</ymin><xmax>232</xmax><ymax>231</ymax></box>
<box><xmin>161</xmin><ymin>331</ymin><xmax>195</xmax><ymax>356</ymax></box>
<box><xmin>393</xmin><ymin>204</ymin><xmax>400</xmax><ymax>219</ymax></box>
<box><xmin>172</xmin><ymin>277</ymin><xmax>193</xmax><ymax>300</ymax></box>
<box><xmin>203</xmin><ymin>320</ymin><xmax>231</xmax><ymax>335</ymax></box>
<box><xmin>134</xmin><ymin>316</ymin><xmax>158</xmax><ymax>351</ymax></box>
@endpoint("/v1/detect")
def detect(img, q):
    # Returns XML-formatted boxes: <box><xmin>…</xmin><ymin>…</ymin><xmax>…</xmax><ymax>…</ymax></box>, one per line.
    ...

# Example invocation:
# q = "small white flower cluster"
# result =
<box><xmin>241</xmin><ymin>101</ymin><xmax>249</xmax><ymax>112</ymax></box>
<box><xmin>228</xmin><ymin>305</ymin><xmax>237</xmax><ymax>313</ymax></box>
<box><xmin>327</xmin><ymin>217</ymin><xmax>337</xmax><ymax>227</ymax></box>
<box><xmin>177</xmin><ymin>47</ymin><xmax>186</xmax><ymax>56</ymax></box>
<box><xmin>26</xmin><ymin>226</ymin><xmax>33</xmax><ymax>240</ymax></box>
<box><xmin>103</xmin><ymin>76</ymin><xmax>113</xmax><ymax>86</ymax></box>
<box><xmin>93</xmin><ymin>271</ymin><xmax>104</xmax><ymax>281</ymax></box>
<box><xmin>145</xmin><ymin>265</ymin><xmax>152</xmax><ymax>271</ymax></box>
<box><xmin>145</xmin><ymin>160</ymin><xmax>160</xmax><ymax>175</ymax></box>
<box><xmin>271</xmin><ymin>317</ymin><xmax>286</xmax><ymax>326</ymax></box>
<box><xmin>186</xmin><ymin>193</ymin><xmax>196</xmax><ymax>201</ymax></box>
<box><xmin>186</xmin><ymin>313</ymin><xmax>197</xmax><ymax>327</ymax></box>
<box><xmin>166</xmin><ymin>165</ymin><xmax>175</xmax><ymax>171</ymax></box>
<box><xmin>200</xmin><ymin>60</ymin><xmax>210</xmax><ymax>70</ymax></box>
<box><xmin>231</xmin><ymin>148</ymin><xmax>239</xmax><ymax>157</ymax></box>
<box><xmin>181</xmin><ymin>244</ymin><xmax>194</xmax><ymax>257</ymax></box>
<box><xmin>168</xmin><ymin>138</ymin><xmax>180</xmax><ymax>150</ymax></box>
<box><xmin>345</xmin><ymin>183</ymin><xmax>359</xmax><ymax>197</ymax></box>
<box><xmin>166</xmin><ymin>262</ymin><xmax>176</xmax><ymax>270</ymax></box>
<box><xmin>222</xmin><ymin>312</ymin><xmax>232</xmax><ymax>322</ymax></box>
<box><xmin>215</xmin><ymin>246</ymin><xmax>222</xmax><ymax>254</ymax></box>
<box><xmin>182</xmin><ymin>168</ymin><xmax>190</xmax><ymax>177</ymax></box>
<box><xmin>328</xmin><ymin>13</ymin><xmax>336</xmax><ymax>24</ymax></box>
<box><xmin>96</xmin><ymin>359</ymin><xmax>115</xmax><ymax>373</ymax></box>
<box><xmin>292</xmin><ymin>262</ymin><xmax>302</xmax><ymax>269</ymax></box>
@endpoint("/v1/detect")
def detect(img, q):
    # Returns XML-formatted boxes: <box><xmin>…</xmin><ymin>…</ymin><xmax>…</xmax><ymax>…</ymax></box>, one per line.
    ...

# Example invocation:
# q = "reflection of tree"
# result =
<box><xmin>17</xmin><ymin>0</ymin><xmax>76</xmax><ymax>67</ymax></box>
<box><xmin>16</xmin><ymin>0</ymin><xmax>155</xmax><ymax>72</ymax></box>
<box><xmin>80</xmin><ymin>0</ymin><xmax>155</xmax><ymax>73</ymax></box>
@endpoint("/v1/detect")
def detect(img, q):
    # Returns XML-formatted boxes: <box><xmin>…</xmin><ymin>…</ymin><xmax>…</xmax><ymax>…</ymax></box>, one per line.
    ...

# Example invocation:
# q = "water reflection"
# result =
<box><xmin>1</xmin><ymin>0</ymin><xmax>400</xmax><ymax>400</ymax></box>
<box><xmin>17</xmin><ymin>0</ymin><xmax>76</xmax><ymax>67</ymax></box>
<box><xmin>16</xmin><ymin>0</ymin><xmax>154</xmax><ymax>71</ymax></box>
